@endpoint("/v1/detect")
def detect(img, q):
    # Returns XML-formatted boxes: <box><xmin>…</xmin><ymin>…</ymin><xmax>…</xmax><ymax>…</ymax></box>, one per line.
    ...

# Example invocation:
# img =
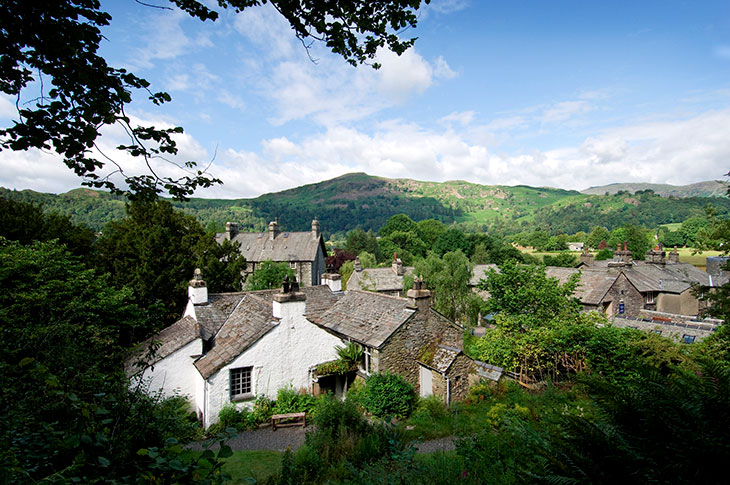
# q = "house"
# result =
<box><xmin>346</xmin><ymin>254</ymin><xmax>414</xmax><ymax>296</ymax></box>
<box><xmin>217</xmin><ymin>218</ymin><xmax>327</xmax><ymax>287</ymax></box>
<box><xmin>567</xmin><ymin>242</ymin><xmax>585</xmax><ymax>252</ymax></box>
<box><xmin>129</xmin><ymin>271</ymin><xmax>478</xmax><ymax>427</ymax></box>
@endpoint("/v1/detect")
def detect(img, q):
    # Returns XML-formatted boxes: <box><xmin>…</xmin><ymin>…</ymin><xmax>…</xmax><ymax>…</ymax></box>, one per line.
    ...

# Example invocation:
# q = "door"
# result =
<box><xmin>419</xmin><ymin>365</ymin><xmax>433</xmax><ymax>397</ymax></box>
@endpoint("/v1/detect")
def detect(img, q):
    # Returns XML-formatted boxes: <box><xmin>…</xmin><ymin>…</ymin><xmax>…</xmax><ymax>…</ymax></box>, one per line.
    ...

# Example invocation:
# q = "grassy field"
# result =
<box><xmin>523</xmin><ymin>248</ymin><xmax>724</xmax><ymax>269</ymax></box>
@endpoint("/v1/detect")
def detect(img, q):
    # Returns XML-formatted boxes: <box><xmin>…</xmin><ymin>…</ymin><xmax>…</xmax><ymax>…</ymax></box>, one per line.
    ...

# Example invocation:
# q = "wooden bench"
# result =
<box><xmin>271</xmin><ymin>412</ymin><xmax>306</xmax><ymax>431</ymax></box>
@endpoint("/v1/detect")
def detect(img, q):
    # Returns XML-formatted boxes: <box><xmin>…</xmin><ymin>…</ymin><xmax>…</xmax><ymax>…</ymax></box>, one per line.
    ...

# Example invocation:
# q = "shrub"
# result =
<box><xmin>272</xmin><ymin>386</ymin><xmax>317</xmax><ymax>415</ymax></box>
<box><xmin>595</xmin><ymin>248</ymin><xmax>614</xmax><ymax>260</ymax></box>
<box><xmin>360</xmin><ymin>372</ymin><xmax>417</xmax><ymax>419</ymax></box>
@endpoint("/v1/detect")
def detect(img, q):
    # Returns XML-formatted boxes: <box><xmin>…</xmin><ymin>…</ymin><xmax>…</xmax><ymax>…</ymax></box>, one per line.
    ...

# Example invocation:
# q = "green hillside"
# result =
<box><xmin>2</xmin><ymin>173</ymin><xmax>729</xmax><ymax>234</ymax></box>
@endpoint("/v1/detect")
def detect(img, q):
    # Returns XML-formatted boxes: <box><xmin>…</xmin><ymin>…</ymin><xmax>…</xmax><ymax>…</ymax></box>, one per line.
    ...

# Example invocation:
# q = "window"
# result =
<box><xmin>645</xmin><ymin>292</ymin><xmax>655</xmax><ymax>304</ymax></box>
<box><xmin>289</xmin><ymin>261</ymin><xmax>296</xmax><ymax>269</ymax></box>
<box><xmin>651</xmin><ymin>329</ymin><xmax>662</xmax><ymax>335</ymax></box>
<box><xmin>363</xmin><ymin>347</ymin><xmax>372</xmax><ymax>375</ymax></box>
<box><xmin>682</xmin><ymin>334</ymin><xmax>696</xmax><ymax>344</ymax></box>
<box><xmin>230</xmin><ymin>366</ymin><xmax>253</xmax><ymax>400</ymax></box>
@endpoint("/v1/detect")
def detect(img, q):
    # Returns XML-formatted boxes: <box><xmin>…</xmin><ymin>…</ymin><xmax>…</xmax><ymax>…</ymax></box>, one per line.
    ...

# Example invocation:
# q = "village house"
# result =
<box><xmin>346</xmin><ymin>254</ymin><xmax>414</xmax><ymax>296</ymax></box>
<box><xmin>217</xmin><ymin>218</ymin><xmax>327</xmax><ymax>286</ymax></box>
<box><xmin>129</xmin><ymin>270</ymin><xmax>481</xmax><ymax>427</ymax></box>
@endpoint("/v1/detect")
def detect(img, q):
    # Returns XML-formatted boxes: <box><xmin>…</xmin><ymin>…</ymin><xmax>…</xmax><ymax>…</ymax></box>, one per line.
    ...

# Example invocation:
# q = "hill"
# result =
<box><xmin>2</xmin><ymin>174</ymin><xmax>730</xmax><ymax>235</ymax></box>
<box><xmin>581</xmin><ymin>180</ymin><xmax>728</xmax><ymax>198</ymax></box>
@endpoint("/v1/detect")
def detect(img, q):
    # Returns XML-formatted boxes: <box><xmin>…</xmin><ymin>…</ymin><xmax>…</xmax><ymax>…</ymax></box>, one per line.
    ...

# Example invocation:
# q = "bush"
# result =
<box><xmin>360</xmin><ymin>372</ymin><xmax>417</xmax><ymax>419</ymax></box>
<box><xmin>595</xmin><ymin>248</ymin><xmax>614</xmax><ymax>260</ymax></box>
<box><xmin>272</xmin><ymin>386</ymin><xmax>317</xmax><ymax>415</ymax></box>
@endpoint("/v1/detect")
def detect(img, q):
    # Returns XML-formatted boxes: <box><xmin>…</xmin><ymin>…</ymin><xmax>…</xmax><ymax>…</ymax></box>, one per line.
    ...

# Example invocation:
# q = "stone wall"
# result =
<box><xmin>445</xmin><ymin>354</ymin><xmax>475</xmax><ymax>402</ymax></box>
<box><xmin>378</xmin><ymin>308</ymin><xmax>463</xmax><ymax>393</ymax></box>
<box><xmin>603</xmin><ymin>272</ymin><xmax>644</xmax><ymax>317</ymax></box>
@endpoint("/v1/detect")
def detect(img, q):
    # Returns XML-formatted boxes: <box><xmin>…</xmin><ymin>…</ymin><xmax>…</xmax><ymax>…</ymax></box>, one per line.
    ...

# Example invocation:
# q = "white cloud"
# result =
<box><xmin>440</xmin><ymin>111</ymin><xmax>475</xmax><ymax>126</ymax></box>
<box><xmin>0</xmin><ymin>95</ymin><xmax>17</xmax><ymax>118</ymax></box>
<box><xmin>433</xmin><ymin>56</ymin><xmax>458</xmax><ymax>79</ymax></box>
<box><xmin>541</xmin><ymin>100</ymin><xmax>596</xmax><ymax>123</ymax></box>
<box><xmin>377</xmin><ymin>48</ymin><xmax>435</xmax><ymax>102</ymax></box>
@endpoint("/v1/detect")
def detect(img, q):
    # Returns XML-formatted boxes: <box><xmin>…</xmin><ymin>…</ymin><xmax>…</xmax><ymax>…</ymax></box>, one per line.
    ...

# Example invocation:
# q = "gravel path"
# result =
<box><xmin>190</xmin><ymin>425</ymin><xmax>455</xmax><ymax>454</ymax></box>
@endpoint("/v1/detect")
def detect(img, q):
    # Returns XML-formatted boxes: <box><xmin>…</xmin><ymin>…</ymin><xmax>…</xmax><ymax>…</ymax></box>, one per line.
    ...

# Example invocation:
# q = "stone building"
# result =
<box><xmin>217</xmin><ymin>218</ymin><xmax>327</xmax><ymax>287</ymax></box>
<box><xmin>129</xmin><ymin>272</ymin><xmax>479</xmax><ymax>427</ymax></box>
<box><xmin>346</xmin><ymin>254</ymin><xmax>414</xmax><ymax>296</ymax></box>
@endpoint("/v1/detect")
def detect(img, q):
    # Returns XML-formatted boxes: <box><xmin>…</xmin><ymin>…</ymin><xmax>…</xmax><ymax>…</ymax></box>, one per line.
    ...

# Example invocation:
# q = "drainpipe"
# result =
<box><xmin>445</xmin><ymin>375</ymin><xmax>451</xmax><ymax>406</ymax></box>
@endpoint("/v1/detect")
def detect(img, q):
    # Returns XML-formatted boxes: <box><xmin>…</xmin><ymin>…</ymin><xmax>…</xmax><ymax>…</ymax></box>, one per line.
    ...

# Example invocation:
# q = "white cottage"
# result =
<box><xmin>130</xmin><ymin>271</ymin><xmax>343</xmax><ymax>428</ymax></box>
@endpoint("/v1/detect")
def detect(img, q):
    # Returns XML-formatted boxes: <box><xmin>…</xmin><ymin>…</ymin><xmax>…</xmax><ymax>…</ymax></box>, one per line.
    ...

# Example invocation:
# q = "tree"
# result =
<box><xmin>345</xmin><ymin>228</ymin><xmax>381</xmax><ymax>260</ymax></box>
<box><xmin>478</xmin><ymin>260</ymin><xmax>581</xmax><ymax>332</ymax></box>
<box><xmin>380</xmin><ymin>214</ymin><xmax>420</xmax><ymax>238</ymax></box>
<box><xmin>415</xmin><ymin>250</ymin><xmax>473</xmax><ymax>322</ymax></box>
<box><xmin>432</xmin><ymin>228</ymin><xmax>471</xmax><ymax>256</ymax></box>
<box><xmin>608</xmin><ymin>224</ymin><xmax>650</xmax><ymax>260</ymax></box>
<box><xmin>0</xmin><ymin>197</ymin><xmax>95</xmax><ymax>255</ymax></box>
<box><xmin>542</xmin><ymin>252</ymin><xmax>578</xmax><ymax>267</ymax></box>
<box><xmin>0</xmin><ymin>238</ymin><xmax>231</xmax><ymax>483</ymax></box>
<box><xmin>93</xmin><ymin>199</ymin><xmax>246</xmax><ymax>332</ymax></box>
<box><xmin>416</xmin><ymin>219</ymin><xmax>447</xmax><ymax>247</ymax></box>
<box><xmin>378</xmin><ymin>229</ymin><xmax>427</xmax><ymax>264</ymax></box>
<box><xmin>246</xmin><ymin>260</ymin><xmax>296</xmax><ymax>290</ymax></box>
<box><xmin>681</xmin><ymin>216</ymin><xmax>710</xmax><ymax>247</ymax></box>
<box><xmin>586</xmin><ymin>225</ymin><xmax>610</xmax><ymax>249</ymax></box>
<box><xmin>2</xmin><ymin>0</ymin><xmax>429</xmax><ymax>198</ymax></box>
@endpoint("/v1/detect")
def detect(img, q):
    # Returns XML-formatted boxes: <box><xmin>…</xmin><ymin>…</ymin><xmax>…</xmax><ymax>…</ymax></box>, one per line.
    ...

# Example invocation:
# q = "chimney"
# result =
<box><xmin>273</xmin><ymin>275</ymin><xmax>306</xmax><ymax>319</ymax></box>
<box><xmin>406</xmin><ymin>277</ymin><xmax>431</xmax><ymax>312</ymax></box>
<box><xmin>579</xmin><ymin>247</ymin><xmax>594</xmax><ymax>266</ymax></box>
<box><xmin>312</xmin><ymin>217</ymin><xmax>320</xmax><ymax>239</ymax></box>
<box><xmin>614</xmin><ymin>241</ymin><xmax>633</xmax><ymax>265</ymax></box>
<box><xmin>321</xmin><ymin>272</ymin><xmax>342</xmax><ymax>292</ymax></box>
<box><xmin>269</xmin><ymin>218</ymin><xmax>280</xmax><ymax>241</ymax></box>
<box><xmin>188</xmin><ymin>268</ymin><xmax>208</xmax><ymax>305</ymax></box>
<box><xmin>225</xmin><ymin>222</ymin><xmax>238</xmax><ymax>240</ymax></box>
<box><xmin>668</xmin><ymin>246</ymin><xmax>680</xmax><ymax>264</ymax></box>
<box><xmin>645</xmin><ymin>244</ymin><xmax>666</xmax><ymax>265</ymax></box>
<box><xmin>354</xmin><ymin>256</ymin><xmax>362</xmax><ymax>272</ymax></box>
<box><xmin>391</xmin><ymin>252</ymin><xmax>404</xmax><ymax>275</ymax></box>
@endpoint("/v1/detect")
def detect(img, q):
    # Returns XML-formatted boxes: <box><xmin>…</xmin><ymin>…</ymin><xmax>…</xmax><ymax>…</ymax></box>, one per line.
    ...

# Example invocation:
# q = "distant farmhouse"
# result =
<box><xmin>218</xmin><ymin>218</ymin><xmax>326</xmax><ymax>287</ymax></box>
<box><xmin>129</xmin><ymin>271</ymin><xmax>491</xmax><ymax>428</ymax></box>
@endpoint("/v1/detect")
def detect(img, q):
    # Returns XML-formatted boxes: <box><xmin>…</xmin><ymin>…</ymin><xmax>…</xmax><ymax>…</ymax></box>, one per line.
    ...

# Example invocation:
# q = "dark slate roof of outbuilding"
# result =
<box><xmin>315</xmin><ymin>290</ymin><xmax>414</xmax><ymax>348</ymax></box>
<box><xmin>347</xmin><ymin>266</ymin><xmax>414</xmax><ymax>292</ymax></box>
<box><xmin>194</xmin><ymin>294</ymin><xmax>278</xmax><ymax>379</ymax></box>
<box><xmin>470</xmin><ymin>264</ymin><xmax>499</xmax><ymax>286</ymax></box>
<box><xmin>217</xmin><ymin>231</ymin><xmax>324</xmax><ymax>263</ymax></box>
<box><xmin>429</xmin><ymin>345</ymin><xmax>461</xmax><ymax>374</ymax></box>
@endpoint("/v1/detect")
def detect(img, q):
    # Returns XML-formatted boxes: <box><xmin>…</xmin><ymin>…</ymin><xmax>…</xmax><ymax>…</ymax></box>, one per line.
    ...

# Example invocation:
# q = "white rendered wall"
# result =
<box><xmin>138</xmin><ymin>338</ymin><xmax>203</xmax><ymax>406</ymax></box>
<box><xmin>203</xmin><ymin>301</ymin><xmax>342</xmax><ymax>427</ymax></box>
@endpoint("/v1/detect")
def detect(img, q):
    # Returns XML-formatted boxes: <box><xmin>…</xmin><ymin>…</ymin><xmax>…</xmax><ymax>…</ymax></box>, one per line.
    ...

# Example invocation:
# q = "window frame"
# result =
<box><xmin>229</xmin><ymin>366</ymin><xmax>254</xmax><ymax>401</ymax></box>
<box><xmin>645</xmin><ymin>292</ymin><xmax>655</xmax><ymax>304</ymax></box>
<box><xmin>682</xmin><ymin>334</ymin><xmax>696</xmax><ymax>344</ymax></box>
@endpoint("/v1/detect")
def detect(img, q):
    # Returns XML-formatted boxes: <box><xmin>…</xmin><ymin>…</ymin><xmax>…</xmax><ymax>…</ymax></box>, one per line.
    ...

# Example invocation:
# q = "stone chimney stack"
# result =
<box><xmin>273</xmin><ymin>275</ymin><xmax>306</xmax><ymax>319</ymax></box>
<box><xmin>645</xmin><ymin>244</ymin><xmax>666</xmax><ymax>265</ymax></box>
<box><xmin>225</xmin><ymin>222</ymin><xmax>238</xmax><ymax>240</ymax></box>
<box><xmin>321</xmin><ymin>270</ymin><xmax>342</xmax><ymax>292</ymax></box>
<box><xmin>312</xmin><ymin>217</ymin><xmax>320</xmax><ymax>239</ymax></box>
<box><xmin>406</xmin><ymin>277</ymin><xmax>431</xmax><ymax>312</ymax></box>
<box><xmin>269</xmin><ymin>218</ymin><xmax>280</xmax><ymax>241</ymax></box>
<box><xmin>579</xmin><ymin>247</ymin><xmax>594</xmax><ymax>266</ymax></box>
<box><xmin>354</xmin><ymin>256</ymin><xmax>362</xmax><ymax>272</ymax></box>
<box><xmin>614</xmin><ymin>241</ymin><xmax>633</xmax><ymax>265</ymax></box>
<box><xmin>391</xmin><ymin>253</ymin><xmax>404</xmax><ymax>276</ymax></box>
<box><xmin>668</xmin><ymin>246</ymin><xmax>680</xmax><ymax>264</ymax></box>
<box><xmin>188</xmin><ymin>268</ymin><xmax>208</xmax><ymax>305</ymax></box>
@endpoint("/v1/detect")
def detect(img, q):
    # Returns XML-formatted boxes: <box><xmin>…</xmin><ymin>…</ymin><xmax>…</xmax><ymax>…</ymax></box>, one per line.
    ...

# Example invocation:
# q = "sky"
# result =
<box><xmin>2</xmin><ymin>0</ymin><xmax>730</xmax><ymax>198</ymax></box>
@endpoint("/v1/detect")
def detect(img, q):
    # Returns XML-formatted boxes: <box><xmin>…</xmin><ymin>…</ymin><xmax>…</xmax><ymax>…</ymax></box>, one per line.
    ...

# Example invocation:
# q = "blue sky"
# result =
<box><xmin>2</xmin><ymin>0</ymin><xmax>730</xmax><ymax>198</ymax></box>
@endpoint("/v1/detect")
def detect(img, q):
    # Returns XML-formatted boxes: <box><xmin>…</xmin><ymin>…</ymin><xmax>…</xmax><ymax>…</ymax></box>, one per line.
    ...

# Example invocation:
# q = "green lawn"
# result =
<box><xmin>223</xmin><ymin>450</ymin><xmax>282</xmax><ymax>484</ymax></box>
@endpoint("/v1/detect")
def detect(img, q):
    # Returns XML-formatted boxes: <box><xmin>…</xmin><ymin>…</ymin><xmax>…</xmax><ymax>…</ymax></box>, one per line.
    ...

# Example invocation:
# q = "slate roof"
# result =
<box><xmin>623</xmin><ymin>263</ymin><xmax>713</xmax><ymax>294</ymax></box>
<box><xmin>194</xmin><ymin>294</ymin><xmax>278</xmax><ymax>379</ymax></box>
<box><xmin>195</xmin><ymin>293</ymin><xmax>243</xmax><ymax>339</ymax></box>
<box><xmin>315</xmin><ymin>290</ymin><xmax>415</xmax><ymax>348</ymax></box>
<box><xmin>545</xmin><ymin>267</ymin><xmax>618</xmax><ymax>305</ymax></box>
<box><xmin>428</xmin><ymin>345</ymin><xmax>461</xmax><ymax>374</ymax></box>
<box><xmin>347</xmin><ymin>266</ymin><xmax>414</xmax><ymax>293</ymax></box>
<box><xmin>126</xmin><ymin>315</ymin><xmax>199</xmax><ymax>375</ymax></box>
<box><xmin>217</xmin><ymin>231</ymin><xmax>324</xmax><ymax>263</ymax></box>
<box><xmin>470</xmin><ymin>264</ymin><xmax>499</xmax><ymax>286</ymax></box>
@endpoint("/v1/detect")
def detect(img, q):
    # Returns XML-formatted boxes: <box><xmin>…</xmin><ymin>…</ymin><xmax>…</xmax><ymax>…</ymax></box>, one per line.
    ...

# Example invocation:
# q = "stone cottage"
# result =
<box><xmin>346</xmin><ymin>254</ymin><xmax>414</xmax><ymax>296</ymax></box>
<box><xmin>218</xmin><ymin>218</ymin><xmax>327</xmax><ymax>286</ymax></box>
<box><xmin>129</xmin><ymin>272</ymin><xmax>478</xmax><ymax>427</ymax></box>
